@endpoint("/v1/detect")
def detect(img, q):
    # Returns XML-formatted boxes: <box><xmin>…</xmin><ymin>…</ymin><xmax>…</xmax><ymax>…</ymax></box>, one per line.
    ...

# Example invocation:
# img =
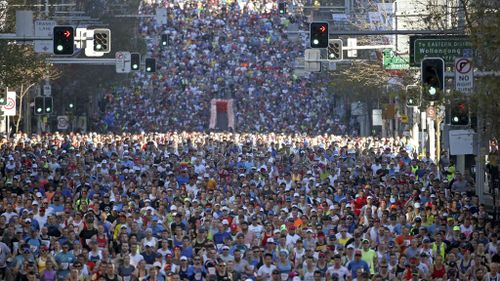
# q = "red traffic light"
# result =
<box><xmin>63</xmin><ymin>30</ymin><xmax>71</xmax><ymax>38</ymax></box>
<box><xmin>457</xmin><ymin>102</ymin><xmax>466</xmax><ymax>112</ymax></box>
<box><xmin>319</xmin><ymin>25</ymin><xmax>327</xmax><ymax>33</ymax></box>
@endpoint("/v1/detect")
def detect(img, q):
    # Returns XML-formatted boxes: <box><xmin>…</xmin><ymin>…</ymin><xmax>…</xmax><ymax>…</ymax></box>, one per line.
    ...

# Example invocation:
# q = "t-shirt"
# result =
<box><xmin>257</xmin><ymin>264</ymin><xmax>276</xmax><ymax>281</ymax></box>
<box><xmin>55</xmin><ymin>252</ymin><xmax>76</xmax><ymax>279</ymax></box>
<box><xmin>347</xmin><ymin>260</ymin><xmax>369</xmax><ymax>279</ymax></box>
<box><xmin>326</xmin><ymin>265</ymin><xmax>350</xmax><ymax>281</ymax></box>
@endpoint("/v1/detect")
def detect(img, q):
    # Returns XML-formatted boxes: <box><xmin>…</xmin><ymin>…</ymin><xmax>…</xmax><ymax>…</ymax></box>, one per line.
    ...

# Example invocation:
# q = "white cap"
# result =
<box><xmin>222</xmin><ymin>219</ymin><xmax>229</xmax><ymax>225</ymax></box>
<box><xmin>170</xmin><ymin>205</ymin><xmax>177</xmax><ymax>211</ymax></box>
<box><xmin>153</xmin><ymin>261</ymin><xmax>162</xmax><ymax>268</ymax></box>
<box><xmin>414</xmin><ymin>202</ymin><xmax>421</xmax><ymax>209</ymax></box>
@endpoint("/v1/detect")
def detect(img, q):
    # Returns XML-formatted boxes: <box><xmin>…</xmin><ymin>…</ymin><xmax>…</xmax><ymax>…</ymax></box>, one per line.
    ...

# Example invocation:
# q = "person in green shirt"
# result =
<box><xmin>360</xmin><ymin>239</ymin><xmax>378</xmax><ymax>275</ymax></box>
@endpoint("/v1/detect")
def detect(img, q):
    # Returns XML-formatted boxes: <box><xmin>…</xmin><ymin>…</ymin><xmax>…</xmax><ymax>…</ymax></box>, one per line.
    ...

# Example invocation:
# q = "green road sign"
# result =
<box><xmin>409</xmin><ymin>36</ymin><xmax>473</xmax><ymax>66</ymax></box>
<box><xmin>383</xmin><ymin>49</ymin><xmax>409</xmax><ymax>70</ymax></box>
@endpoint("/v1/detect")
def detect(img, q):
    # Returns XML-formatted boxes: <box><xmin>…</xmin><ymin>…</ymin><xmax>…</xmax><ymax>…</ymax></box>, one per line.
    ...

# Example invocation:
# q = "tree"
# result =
<box><xmin>0</xmin><ymin>0</ymin><xmax>59</xmax><ymax>133</ymax></box>
<box><xmin>420</xmin><ymin>0</ymin><xmax>500</xmax><ymax>140</ymax></box>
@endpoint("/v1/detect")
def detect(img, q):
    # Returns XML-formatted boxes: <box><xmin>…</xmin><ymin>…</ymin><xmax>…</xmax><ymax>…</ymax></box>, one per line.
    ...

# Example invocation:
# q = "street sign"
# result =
<box><xmin>75</xmin><ymin>28</ymin><xmax>88</xmax><ymax>49</ymax></box>
<box><xmin>383</xmin><ymin>49</ymin><xmax>409</xmax><ymax>70</ymax></box>
<box><xmin>34</xmin><ymin>20</ymin><xmax>56</xmax><ymax>53</ymax></box>
<box><xmin>410</xmin><ymin>35</ymin><xmax>473</xmax><ymax>66</ymax></box>
<box><xmin>115</xmin><ymin>51</ymin><xmax>131</xmax><ymax>73</ymax></box>
<box><xmin>43</xmin><ymin>84</ymin><xmax>51</xmax><ymax>96</ymax></box>
<box><xmin>1</xmin><ymin>91</ymin><xmax>16</xmax><ymax>116</ymax></box>
<box><xmin>304</xmin><ymin>49</ymin><xmax>321</xmax><ymax>72</ymax></box>
<box><xmin>347</xmin><ymin>38</ymin><xmax>357</xmax><ymax>58</ymax></box>
<box><xmin>372</xmin><ymin>109</ymin><xmax>383</xmax><ymax>126</ymax></box>
<box><xmin>454</xmin><ymin>58</ymin><xmax>473</xmax><ymax>94</ymax></box>
<box><xmin>57</xmin><ymin>116</ymin><xmax>70</xmax><ymax>130</ymax></box>
<box><xmin>155</xmin><ymin>8</ymin><xmax>167</xmax><ymax>25</ymax></box>
<box><xmin>426</xmin><ymin>106</ymin><xmax>436</xmax><ymax>120</ymax></box>
<box><xmin>449</xmin><ymin>129</ymin><xmax>475</xmax><ymax>155</ymax></box>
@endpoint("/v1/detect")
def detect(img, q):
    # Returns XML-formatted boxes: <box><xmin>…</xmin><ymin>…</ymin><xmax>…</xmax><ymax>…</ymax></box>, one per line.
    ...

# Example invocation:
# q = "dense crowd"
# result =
<box><xmin>101</xmin><ymin>0</ymin><xmax>341</xmax><ymax>134</ymax></box>
<box><xmin>0</xmin><ymin>131</ymin><xmax>498</xmax><ymax>281</ymax></box>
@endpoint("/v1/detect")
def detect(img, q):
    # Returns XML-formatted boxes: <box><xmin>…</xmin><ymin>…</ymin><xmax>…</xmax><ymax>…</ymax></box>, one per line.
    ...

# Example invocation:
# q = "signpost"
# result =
<box><xmin>410</xmin><ymin>36</ymin><xmax>473</xmax><ymax>66</ymax></box>
<box><xmin>115</xmin><ymin>51</ymin><xmax>131</xmax><ymax>73</ymax></box>
<box><xmin>43</xmin><ymin>84</ymin><xmax>51</xmax><ymax>96</ymax></box>
<box><xmin>1</xmin><ymin>91</ymin><xmax>16</xmax><ymax>116</ymax></box>
<box><xmin>34</xmin><ymin>20</ymin><xmax>56</xmax><ymax>53</ymax></box>
<box><xmin>304</xmin><ymin>49</ymin><xmax>321</xmax><ymax>72</ymax></box>
<box><xmin>455</xmin><ymin>58</ymin><xmax>474</xmax><ymax>94</ymax></box>
<box><xmin>57</xmin><ymin>116</ymin><xmax>69</xmax><ymax>130</ymax></box>
<box><xmin>383</xmin><ymin>49</ymin><xmax>409</xmax><ymax>70</ymax></box>
<box><xmin>155</xmin><ymin>8</ymin><xmax>167</xmax><ymax>25</ymax></box>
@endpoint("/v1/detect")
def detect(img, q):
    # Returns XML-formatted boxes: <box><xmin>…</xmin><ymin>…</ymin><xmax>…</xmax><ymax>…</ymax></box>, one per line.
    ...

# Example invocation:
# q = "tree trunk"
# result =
<box><xmin>15</xmin><ymin>83</ymin><xmax>35</xmax><ymax>134</ymax></box>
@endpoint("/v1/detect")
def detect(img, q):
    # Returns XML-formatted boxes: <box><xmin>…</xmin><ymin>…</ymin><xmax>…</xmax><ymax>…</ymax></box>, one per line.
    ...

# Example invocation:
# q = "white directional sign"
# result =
<box><xmin>304</xmin><ymin>49</ymin><xmax>321</xmax><ymax>72</ymax></box>
<box><xmin>347</xmin><ymin>38</ymin><xmax>358</xmax><ymax>57</ymax></box>
<box><xmin>155</xmin><ymin>8</ymin><xmax>167</xmax><ymax>25</ymax></box>
<box><xmin>115</xmin><ymin>51</ymin><xmax>131</xmax><ymax>73</ymax></box>
<box><xmin>455</xmin><ymin>57</ymin><xmax>473</xmax><ymax>94</ymax></box>
<box><xmin>449</xmin><ymin>129</ymin><xmax>475</xmax><ymax>155</ymax></box>
<box><xmin>1</xmin><ymin>91</ymin><xmax>16</xmax><ymax>116</ymax></box>
<box><xmin>43</xmin><ymin>84</ymin><xmax>51</xmax><ymax>96</ymax></box>
<box><xmin>34</xmin><ymin>20</ymin><xmax>56</xmax><ymax>53</ymax></box>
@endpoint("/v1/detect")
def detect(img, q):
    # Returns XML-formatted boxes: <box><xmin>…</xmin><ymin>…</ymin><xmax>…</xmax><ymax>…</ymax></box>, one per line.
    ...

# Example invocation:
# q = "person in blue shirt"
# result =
<box><xmin>55</xmin><ymin>243</ymin><xmax>76</xmax><ymax>279</ymax></box>
<box><xmin>150</xmin><ymin>217</ymin><xmax>165</xmax><ymax>237</ymax></box>
<box><xmin>347</xmin><ymin>250</ymin><xmax>370</xmax><ymax>279</ymax></box>
<box><xmin>213</xmin><ymin>223</ymin><xmax>231</xmax><ymax>246</ymax></box>
<box><xmin>176</xmin><ymin>170</ymin><xmax>190</xmax><ymax>185</ymax></box>
<box><xmin>48</xmin><ymin>197</ymin><xmax>65</xmax><ymax>214</ymax></box>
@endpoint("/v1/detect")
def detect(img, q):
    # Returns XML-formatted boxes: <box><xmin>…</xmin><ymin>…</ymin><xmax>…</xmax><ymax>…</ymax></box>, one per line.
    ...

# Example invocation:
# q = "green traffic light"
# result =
<box><xmin>428</xmin><ymin>87</ymin><xmax>436</xmax><ymax>96</ymax></box>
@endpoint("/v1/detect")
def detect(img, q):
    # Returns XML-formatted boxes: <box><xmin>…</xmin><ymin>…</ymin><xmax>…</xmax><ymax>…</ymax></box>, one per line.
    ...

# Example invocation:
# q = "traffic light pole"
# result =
<box><xmin>46</xmin><ymin>58</ymin><xmax>116</xmax><ymax>65</ymax></box>
<box><xmin>287</xmin><ymin>29</ymin><xmax>462</xmax><ymax>36</ymax></box>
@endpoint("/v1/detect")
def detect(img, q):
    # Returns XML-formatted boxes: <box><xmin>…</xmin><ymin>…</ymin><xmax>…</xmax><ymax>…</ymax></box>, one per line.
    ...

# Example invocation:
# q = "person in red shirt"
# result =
<box><xmin>395</xmin><ymin>226</ymin><xmax>413</xmax><ymax>254</ymax></box>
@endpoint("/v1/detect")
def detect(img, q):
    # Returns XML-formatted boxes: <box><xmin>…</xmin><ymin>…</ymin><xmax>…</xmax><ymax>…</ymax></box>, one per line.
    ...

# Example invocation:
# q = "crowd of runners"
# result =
<box><xmin>0</xmin><ymin>131</ymin><xmax>498</xmax><ymax>281</ymax></box>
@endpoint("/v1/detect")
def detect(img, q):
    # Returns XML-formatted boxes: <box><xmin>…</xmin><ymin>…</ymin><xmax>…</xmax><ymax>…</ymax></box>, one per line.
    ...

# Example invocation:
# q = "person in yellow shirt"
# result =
<box><xmin>360</xmin><ymin>239</ymin><xmax>377</xmax><ymax>275</ymax></box>
<box><xmin>336</xmin><ymin>227</ymin><xmax>352</xmax><ymax>247</ymax></box>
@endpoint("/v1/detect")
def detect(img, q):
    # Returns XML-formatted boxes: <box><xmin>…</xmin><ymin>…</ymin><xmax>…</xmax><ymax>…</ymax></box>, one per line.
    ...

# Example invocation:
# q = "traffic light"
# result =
<box><xmin>34</xmin><ymin>97</ymin><xmax>44</xmax><ymax>115</ymax></box>
<box><xmin>67</xmin><ymin>102</ymin><xmax>75</xmax><ymax>113</ymax></box>
<box><xmin>53</xmin><ymin>26</ymin><xmax>74</xmax><ymax>55</ymax></box>
<box><xmin>406</xmin><ymin>97</ymin><xmax>417</xmax><ymax>107</ymax></box>
<box><xmin>0</xmin><ymin>87</ymin><xmax>6</xmax><ymax>105</ymax></box>
<box><xmin>405</xmin><ymin>85</ymin><xmax>419</xmax><ymax>107</ymax></box>
<box><xmin>278</xmin><ymin>2</ymin><xmax>287</xmax><ymax>15</ymax></box>
<box><xmin>310</xmin><ymin>22</ymin><xmax>329</xmax><ymax>48</ymax></box>
<box><xmin>44</xmin><ymin>97</ymin><xmax>53</xmax><ymax>114</ymax></box>
<box><xmin>327</xmin><ymin>39</ymin><xmax>343</xmax><ymax>61</ymax></box>
<box><xmin>93</xmin><ymin>28</ymin><xmax>111</xmax><ymax>53</ymax></box>
<box><xmin>450</xmin><ymin>100</ymin><xmax>469</xmax><ymax>125</ymax></box>
<box><xmin>131</xmin><ymin>53</ymin><xmax>140</xmax><ymax>71</ymax></box>
<box><xmin>145</xmin><ymin>58</ymin><xmax>156</xmax><ymax>73</ymax></box>
<box><xmin>160</xmin><ymin>34</ymin><xmax>169</xmax><ymax>49</ymax></box>
<box><xmin>421</xmin><ymin>57</ymin><xmax>444</xmax><ymax>101</ymax></box>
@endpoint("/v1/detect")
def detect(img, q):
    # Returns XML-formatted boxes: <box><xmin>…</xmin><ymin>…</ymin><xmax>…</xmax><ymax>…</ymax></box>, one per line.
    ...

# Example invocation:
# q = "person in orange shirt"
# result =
<box><xmin>395</xmin><ymin>226</ymin><xmax>413</xmax><ymax>254</ymax></box>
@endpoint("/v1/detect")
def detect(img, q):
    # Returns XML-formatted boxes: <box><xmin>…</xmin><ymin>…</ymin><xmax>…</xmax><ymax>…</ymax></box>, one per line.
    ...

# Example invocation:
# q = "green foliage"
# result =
<box><xmin>0</xmin><ymin>1</ymin><xmax>53</xmax><ymax>88</ymax></box>
<box><xmin>419</xmin><ymin>0</ymin><xmax>499</xmax><ymax>139</ymax></box>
